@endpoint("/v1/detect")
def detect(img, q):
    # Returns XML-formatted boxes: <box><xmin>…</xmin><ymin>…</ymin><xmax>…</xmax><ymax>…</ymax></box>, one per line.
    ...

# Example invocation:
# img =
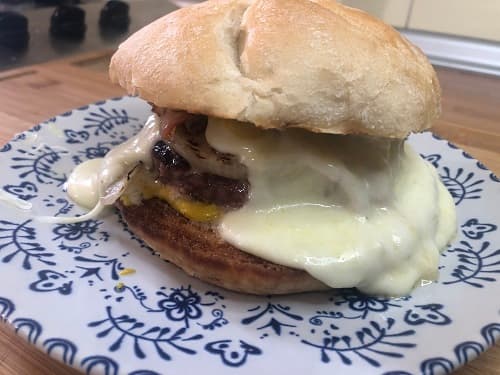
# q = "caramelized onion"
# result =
<box><xmin>170</xmin><ymin>121</ymin><xmax>247</xmax><ymax>180</ymax></box>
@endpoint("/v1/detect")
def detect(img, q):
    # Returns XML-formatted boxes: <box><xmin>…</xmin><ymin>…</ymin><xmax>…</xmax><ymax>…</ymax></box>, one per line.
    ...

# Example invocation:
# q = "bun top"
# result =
<box><xmin>109</xmin><ymin>0</ymin><xmax>441</xmax><ymax>138</ymax></box>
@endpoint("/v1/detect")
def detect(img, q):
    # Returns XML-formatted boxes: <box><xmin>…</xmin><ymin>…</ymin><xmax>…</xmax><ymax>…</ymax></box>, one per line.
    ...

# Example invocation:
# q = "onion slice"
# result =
<box><xmin>171</xmin><ymin>121</ymin><xmax>247</xmax><ymax>180</ymax></box>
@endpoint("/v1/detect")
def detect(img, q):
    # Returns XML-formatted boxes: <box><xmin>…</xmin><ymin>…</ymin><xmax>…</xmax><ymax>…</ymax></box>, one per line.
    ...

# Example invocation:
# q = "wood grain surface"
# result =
<box><xmin>0</xmin><ymin>51</ymin><xmax>499</xmax><ymax>375</ymax></box>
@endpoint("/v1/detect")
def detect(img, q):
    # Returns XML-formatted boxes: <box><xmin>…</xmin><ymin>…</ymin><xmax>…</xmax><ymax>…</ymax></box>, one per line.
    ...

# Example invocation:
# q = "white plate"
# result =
<box><xmin>0</xmin><ymin>96</ymin><xmax>499</xmax><ymax>375</ymax></box>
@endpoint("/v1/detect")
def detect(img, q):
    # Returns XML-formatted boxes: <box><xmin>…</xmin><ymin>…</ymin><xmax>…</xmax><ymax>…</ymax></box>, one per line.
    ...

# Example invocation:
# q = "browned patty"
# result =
<box><xmin>117</xmin><ymin>198</ymin><xmax>329</xmax><ymax>295</ymax></box>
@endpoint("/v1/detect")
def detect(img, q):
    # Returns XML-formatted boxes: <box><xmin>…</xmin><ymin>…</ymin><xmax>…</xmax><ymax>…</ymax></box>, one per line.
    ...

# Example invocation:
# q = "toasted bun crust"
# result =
<box><xmin>117</xmin><ymin>198</ymin><xmax>329</xmax><ymax>294</ymax></box>
<box><xmin>110</xmin><ymin>0</ymin><xmax>440</xmax><ymax>138</ymax></box>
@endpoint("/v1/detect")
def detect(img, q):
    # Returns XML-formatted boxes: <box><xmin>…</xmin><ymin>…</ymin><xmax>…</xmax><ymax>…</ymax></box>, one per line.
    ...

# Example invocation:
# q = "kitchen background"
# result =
<box><xmin>1</xmin><ymin>0</ymin><xmax>499</xmax><ymax>75</ymax></box>
<box><xmin>341</xmin><ymin>0</ymin><xmax>500</xmax><ymax>41</ymax></box>
<box><xmin>340</xmin><ymin>0</ymin><xmax>500</xmax><ymax>76</ymax></box>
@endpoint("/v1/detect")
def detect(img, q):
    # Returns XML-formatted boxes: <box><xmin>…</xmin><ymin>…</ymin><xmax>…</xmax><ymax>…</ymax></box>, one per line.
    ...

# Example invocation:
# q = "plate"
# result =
<box><xmin>0</xmin><ymin>96</ymin><xmax>499</xmax><ymax>375</ymax></box>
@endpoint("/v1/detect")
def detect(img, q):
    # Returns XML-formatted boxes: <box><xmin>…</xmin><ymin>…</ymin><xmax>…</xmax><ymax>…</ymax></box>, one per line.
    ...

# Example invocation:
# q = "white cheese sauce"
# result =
<box><xmin>58</xmin><ymin>113</ymin><xmax>456</xmax><ymax>296</ymax></box>
<box><xmin>0</xmin><ymin>190</ymin><xmax>33</xmax><ymax>210</ymax></box>
<box><xmin>68</xmin><ymin>114</ymin><xmax>160</xmax><ymax>209</ymax></box>
<box><xmin>66</xmin><ymin>158</ymin><xmax>104</xmax><ymax>209</ymax></box>
<box><xmin>35</xmin><ymin>115</ymin><xmax>160</xmax><ymax>224</ymax></box>
<box><xmin>205</xmin><ymin>118</ymin><xmax>456</xmax><ymax>296</ymax></box>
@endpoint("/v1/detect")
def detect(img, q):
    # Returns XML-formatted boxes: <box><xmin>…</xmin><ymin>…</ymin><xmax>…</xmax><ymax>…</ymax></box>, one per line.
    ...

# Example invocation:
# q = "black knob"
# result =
<box><xmin>35</xmin><ymin>0</ymin><xmax>81</xmax><ymax>6</ymax></box>
<box><xmin>35</xmin><ymin>0</ymin><xmax>65</xmax><ymax>6</ymax></box>
<box><xmin>50</xmin><ymin>5</ymin><xmax>86</xmax><ymax>39</ymax></box>
<box><xmin>99</xmin><ymin>0</ymin><xmax>130</xmax><ymax>31</ymax></box>
<box><xmin>0</xmin><ymin>11</ymin><xmax>29</xmax><ymax>50</ymax></box>
<box><xmin>0</xmin><ymin>0</ymin><xmax>26</xmax><ymax>5</ymax></box>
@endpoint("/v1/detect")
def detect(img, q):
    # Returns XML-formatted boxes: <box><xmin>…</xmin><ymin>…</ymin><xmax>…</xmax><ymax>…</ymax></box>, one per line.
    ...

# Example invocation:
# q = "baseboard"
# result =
<box><xmin>400</xmin><ymin>29</ymin><xmax>500</xmax><ymax>77</ymax></box>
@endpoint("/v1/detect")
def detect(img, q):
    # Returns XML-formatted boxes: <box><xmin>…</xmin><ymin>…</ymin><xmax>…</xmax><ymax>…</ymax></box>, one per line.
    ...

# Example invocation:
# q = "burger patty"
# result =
<box><xmin>151</xmin><ymin>108</ymin><xmax>249</xmax><ymax>208</ymax></box>
<box><xmin>152</xmin><ymin>141</ymin><xmax>249</xmax><ymax>207</ymax></box>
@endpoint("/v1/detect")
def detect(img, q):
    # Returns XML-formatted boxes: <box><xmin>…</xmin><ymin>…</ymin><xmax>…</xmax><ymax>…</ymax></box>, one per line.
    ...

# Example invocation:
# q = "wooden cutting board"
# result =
<box><xmin>0</xmin><ymin>50</ymin><xmax>499</xmax><ymax>375</ymax></box>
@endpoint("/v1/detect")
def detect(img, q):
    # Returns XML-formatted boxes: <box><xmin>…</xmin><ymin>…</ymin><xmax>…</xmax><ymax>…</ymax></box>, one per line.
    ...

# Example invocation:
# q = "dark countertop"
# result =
<box><xmin>0</xmin><ymin>0</ymin><xmax>178</xmax><ymax>70</ymax></box>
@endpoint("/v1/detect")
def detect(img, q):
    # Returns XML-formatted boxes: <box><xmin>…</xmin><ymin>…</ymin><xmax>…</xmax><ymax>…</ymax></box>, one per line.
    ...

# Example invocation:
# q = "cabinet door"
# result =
<box><xmin>339</xmin><ymin>0</ymin><xmax>412</xmax><ymax>27</ymax></box>
<box><xmin>409</xmin><ymin>0</ymin><xmax>500</xmax><ymax>42</ymax></box>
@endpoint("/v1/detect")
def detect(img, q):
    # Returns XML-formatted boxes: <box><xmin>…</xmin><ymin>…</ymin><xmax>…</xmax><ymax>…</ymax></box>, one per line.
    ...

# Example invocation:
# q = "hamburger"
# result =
<box><xmin>66</xmin><ymin>0</ymin><xmax>457</xmax><ymax>296</ymax></box>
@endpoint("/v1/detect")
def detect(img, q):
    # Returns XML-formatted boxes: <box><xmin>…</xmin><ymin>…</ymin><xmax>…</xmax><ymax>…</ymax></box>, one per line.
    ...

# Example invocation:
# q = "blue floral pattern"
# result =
<box><xmin>0</xmin><ymin>220</ymin><xmax>55</xmax><ymax>269</ymax></box>
<box><xmin>441</xmin><ymin>240</ymin><xmax>500</xmax><ymax>288</ymax></box>
<box><xmin>241</xmin><ymin>299</ymin><xmax>303</xmax><ymax>336</ymax></box>
<box><xmin>88</xmin><ymin>305</ymin><xmax>203</xmax><ymax>360</ymax></box>
<box><xmin>10</xmin><ymin>144</ymin><xmax>68</xmax><ymax>186</ymax></box>
<box><xmin>440</xmin><ymin>167</ymin><xmax>484</xmax><ymax>205</ymax></box>
<box><xmin>205</xmin><ymin>339</ymin><xmax>262</xmax><ymax>367</ymax></box>
<box><xmin>156</xmin><ymin>286</ymin><xmax>204</xmax><ymax>327</ymax></box>
<box><xmin>3</xmin><ymin>182</ymin><xmax>38</xmax><ymax>200</ymax></box>
<box><xmin>403</xmin><ymin>304</ymin><xmax>451</xmax><ymax>326</ymax></box>
<box><xmin>29</xmin><ymin>269</ymin><xmax>73</xmax><ymax>295</ymax></box>
<box><xmin>461</xmin><ymin>218</ymin><xmax>497</xmax><ymax>240</ymax></box>
<box><xmin>0</xmin><ymin>96</ymin><xmax>498</xmax><ymax>374</ymax></box>
<box><xmin>302</xmin><ymin>318</ymin><xmax>416</xmax><ymax>366</ymax></box>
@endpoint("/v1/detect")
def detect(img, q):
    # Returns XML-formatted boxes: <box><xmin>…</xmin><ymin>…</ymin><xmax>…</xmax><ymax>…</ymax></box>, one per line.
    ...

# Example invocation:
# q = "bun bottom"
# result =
<box><xmin>117</xmin><ymin>198</ymin><xmax>329</xmax><ymax>295</ymax></box>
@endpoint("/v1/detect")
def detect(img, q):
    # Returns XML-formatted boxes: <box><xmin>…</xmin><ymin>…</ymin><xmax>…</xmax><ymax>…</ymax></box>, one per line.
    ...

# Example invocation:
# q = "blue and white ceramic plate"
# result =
<box><xmin>0</xmin><ymin>96</ymin><xmax>499</xmax><ymax>375</ymax></box>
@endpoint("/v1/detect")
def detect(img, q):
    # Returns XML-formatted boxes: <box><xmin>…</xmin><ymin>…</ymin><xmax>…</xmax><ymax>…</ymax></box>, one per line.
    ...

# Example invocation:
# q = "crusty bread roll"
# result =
<box><xmin>110</xmin><ymin>0</ymin><xmax>440</xmax><ymax>138</ymax></box>
<box><xmin>117</xmin><ymin>199</ymin><xmax>329</xmax><ymax>294</ymax></box>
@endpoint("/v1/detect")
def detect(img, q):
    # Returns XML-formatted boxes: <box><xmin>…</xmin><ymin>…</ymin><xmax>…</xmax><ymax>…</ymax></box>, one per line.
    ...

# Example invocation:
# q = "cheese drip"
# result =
<box><xmin>36</xmin><ymin>115</ymin><xmax>160</xmax><ymax>224</ymax></box>
<box><xmin>205</xmin><ymin>118</ymin><xmax>456</xmax><ymax>296</ymax></box>
<box><xmin>76</xmin><ymin>114</ymin><xmax>161</xmax><ymax>208</ymax></box>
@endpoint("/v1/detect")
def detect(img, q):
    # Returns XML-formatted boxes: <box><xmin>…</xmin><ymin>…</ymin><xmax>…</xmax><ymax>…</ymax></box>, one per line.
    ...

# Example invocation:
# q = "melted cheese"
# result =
<box><xmin>66</xmin><ymin>158</ymin><xmax>104</xmax><ymax>209</ymax></box>
<box><xmin>62</xmin><ymin>113</ymin><xmax>456</xmax><ymax>296</ymax></box>
<box><xmin>0</xmin><ymin>190</ymin><xmax>33</xmax><ymax>210</ymax></box>
<box><xmin>35</xmin><ymin>115</ymin><xmax>161</xmax><ymax>224</ymax></box>
<box><xmin>205</xmin><ymin>118</ymin><xmax>456</xmax><ymax>296</ymax></box>
<box><xmin>62</xmin><ymin>114</ymin><xmax>219</xmax><ymax>224</ymax></box>
<box><xmin>67</xmin><ymin>114</ymin><xmax>160</xmax><ymax>209</ymax></box>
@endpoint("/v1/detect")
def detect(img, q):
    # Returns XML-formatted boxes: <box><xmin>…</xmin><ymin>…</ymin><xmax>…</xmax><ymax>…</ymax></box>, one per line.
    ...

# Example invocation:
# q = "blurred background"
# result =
<box><xmin>340</xmin><ymin>0</ymin><xmax>500</xmax><ymax>76</ymax></box>
<box><xmin>0</xmin><ymin>0</ymin><xmax>177</xmax><ymax>70</ymax></box>
<box><xmin>0</xmin><ymin>0</ymin><xmax>499</xmax><ymax>75</ymax></box>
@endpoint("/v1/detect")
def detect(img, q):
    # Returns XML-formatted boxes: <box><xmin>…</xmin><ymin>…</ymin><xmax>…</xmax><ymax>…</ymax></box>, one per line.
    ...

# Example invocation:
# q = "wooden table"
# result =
<box><xmin>0</xmin><ymin>51</ymin><xmax>499</xmax><ymax>375</ymax></box>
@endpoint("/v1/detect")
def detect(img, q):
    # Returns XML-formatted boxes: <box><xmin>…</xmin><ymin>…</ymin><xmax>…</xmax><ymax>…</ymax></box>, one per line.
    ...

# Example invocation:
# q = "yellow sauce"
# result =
<box><xmin>121</xmin><ymin>169</ymin><xmax>220</xmax><ymax>222</ymax></box>
<box><xmin>119</xmin><ymin>268</ymin><xmax>136</xmax><ymax>276</ymax></box>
